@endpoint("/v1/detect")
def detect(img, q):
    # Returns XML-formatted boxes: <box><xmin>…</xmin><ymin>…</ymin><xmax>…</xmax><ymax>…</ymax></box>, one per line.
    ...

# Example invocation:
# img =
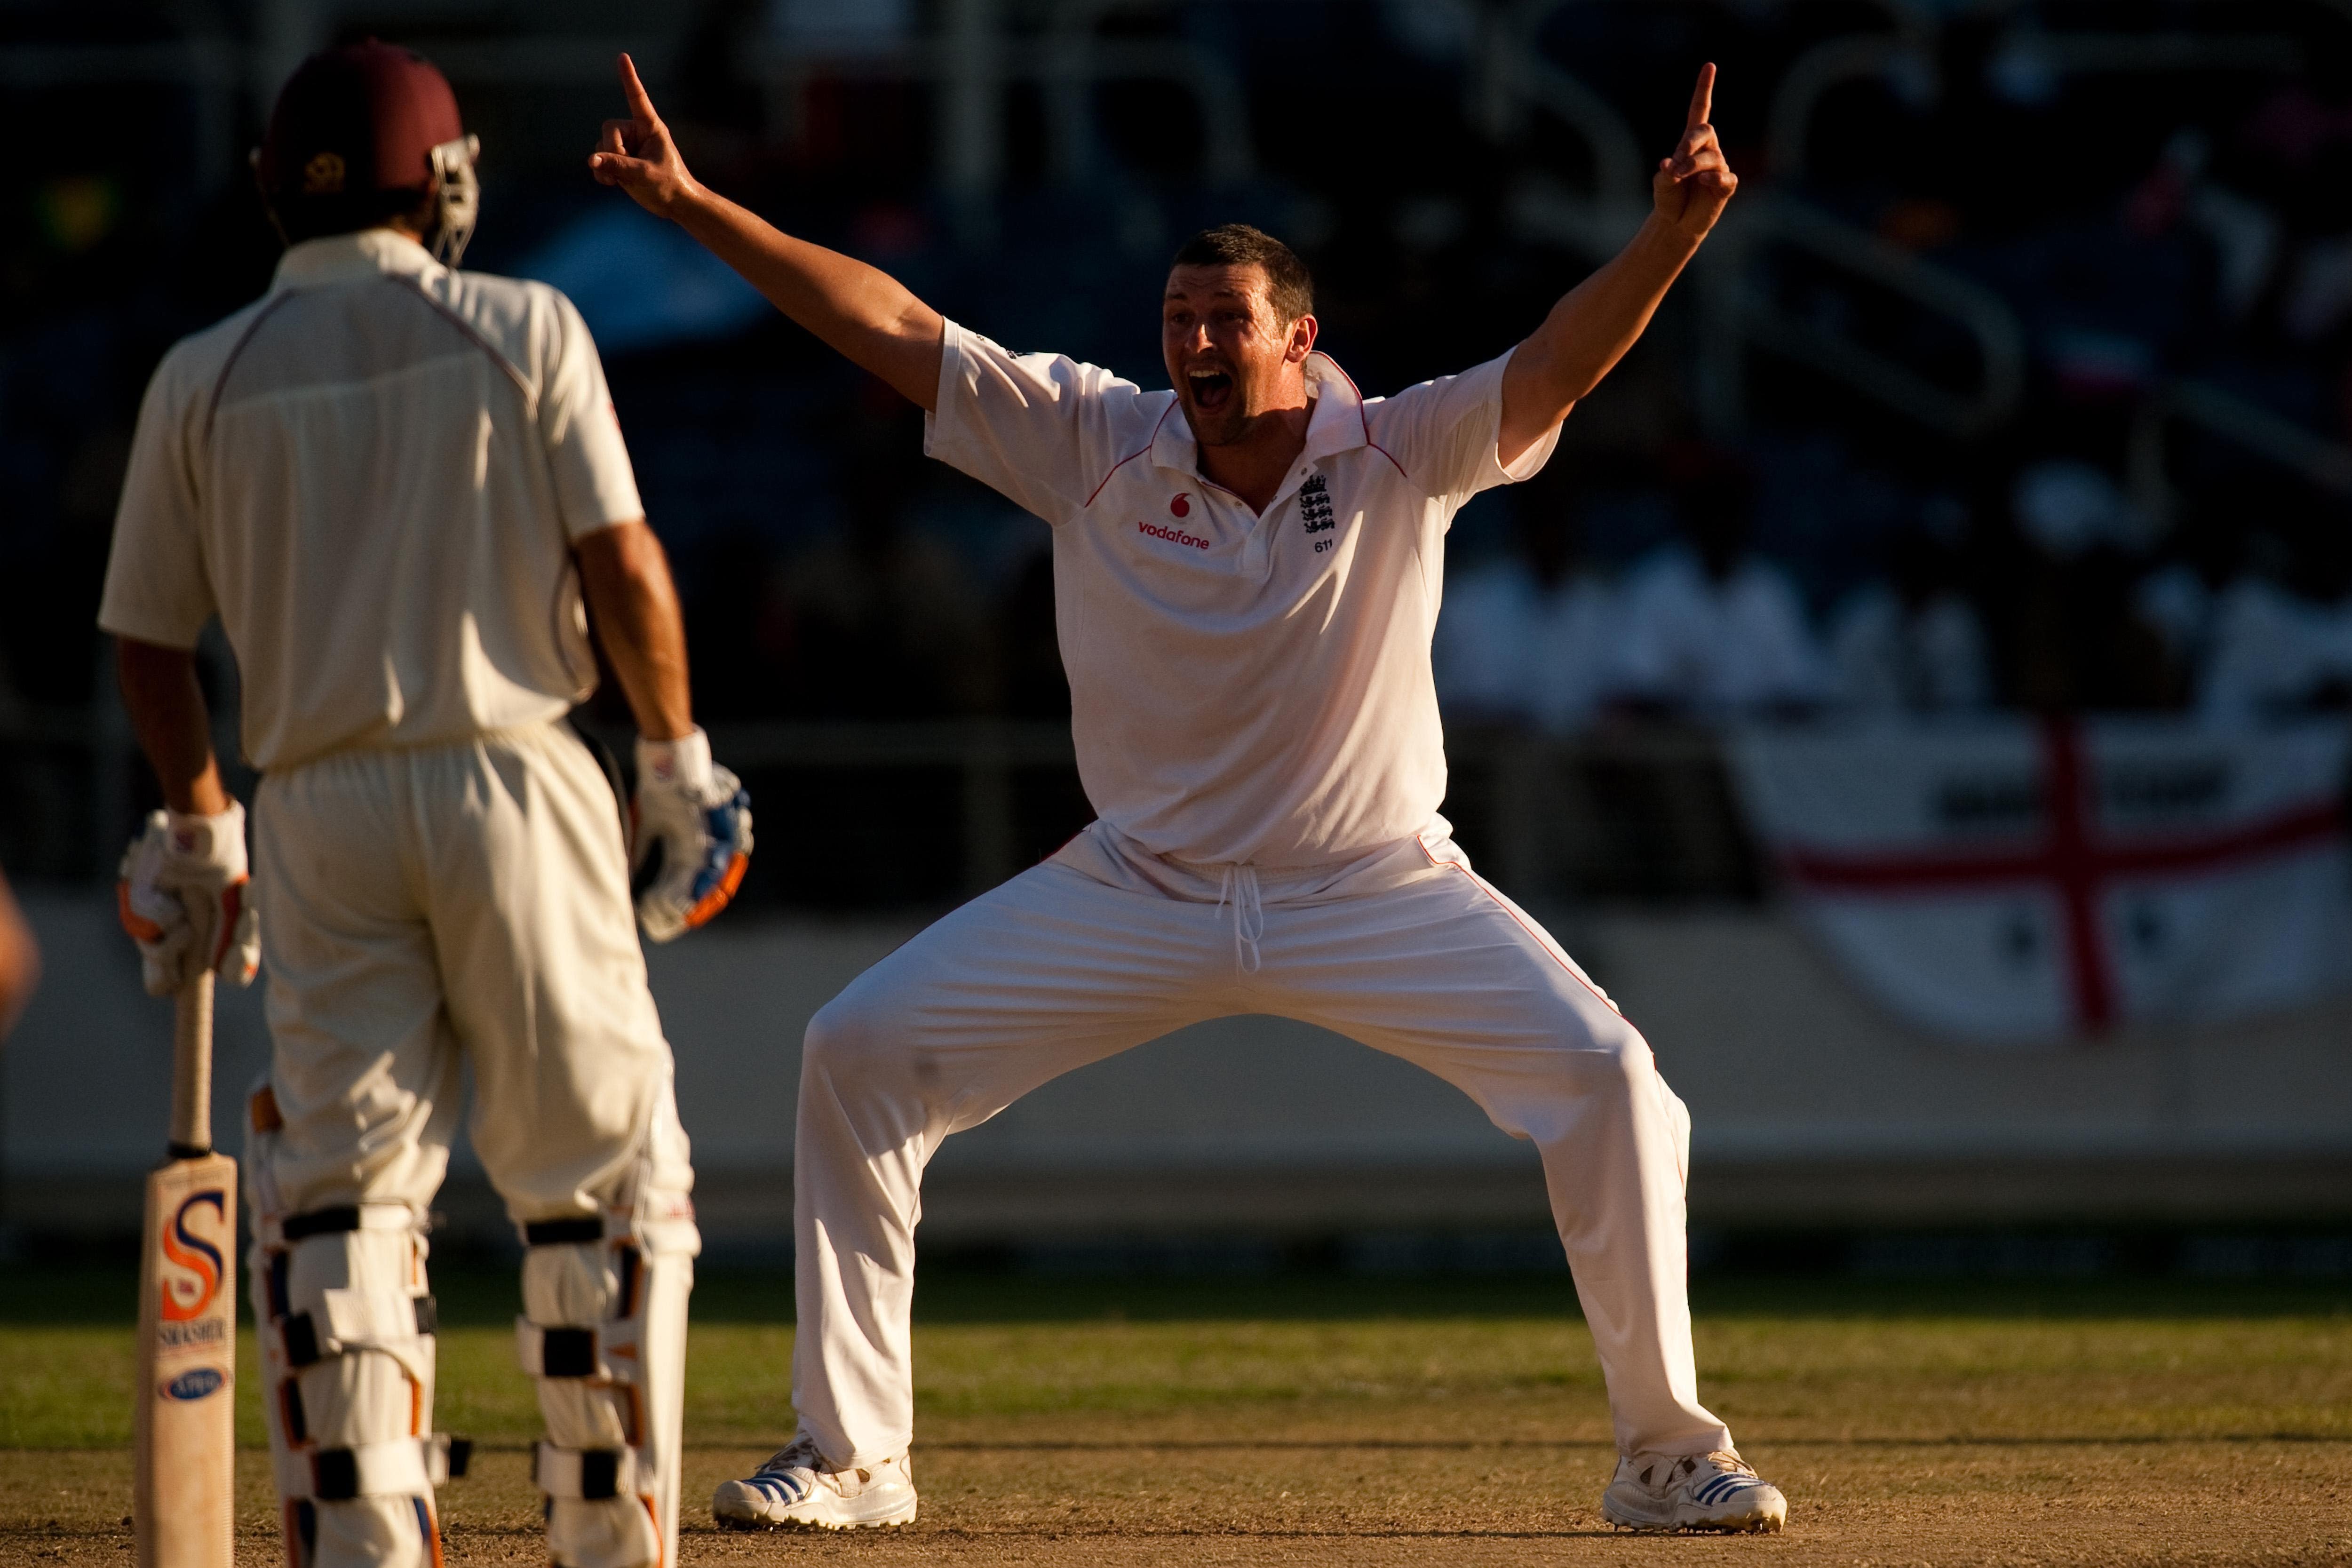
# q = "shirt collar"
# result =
<box><xmin>271</xmin><ymin>228</ymin><xmax>442</xmax><ymax>293</ymax></box>
<box><xmin>1150</xmin><ymin>350</ymin><xmax>1370</xmax><ymax>480</ymax></box>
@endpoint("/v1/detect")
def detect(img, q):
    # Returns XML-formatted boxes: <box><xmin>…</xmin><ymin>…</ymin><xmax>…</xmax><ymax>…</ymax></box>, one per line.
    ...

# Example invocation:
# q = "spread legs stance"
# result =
<box><xmin>791</xmin><ymin>827</ymin><xmax>1731</xmax><ymax>1468</ymax></box>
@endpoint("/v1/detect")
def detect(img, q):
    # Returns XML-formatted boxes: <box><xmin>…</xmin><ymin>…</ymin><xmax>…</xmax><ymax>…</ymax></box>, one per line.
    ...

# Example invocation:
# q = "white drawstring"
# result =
<box><xmin>1215</xmin><ymin>864</ymin><xmax>1264</xmax><ymax>974</ymax></box>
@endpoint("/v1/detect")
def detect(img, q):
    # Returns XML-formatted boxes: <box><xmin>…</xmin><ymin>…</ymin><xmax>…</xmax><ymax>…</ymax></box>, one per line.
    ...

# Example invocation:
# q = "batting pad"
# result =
<box><xmin>521</xmin><ymin>1198</ymin><xmax>698</xmax><ymax>1568</ymax></box>
<box><xmin>249</xmin><ymin>1207</ymin><xmax>454</xmax><ymax>1568</ymax></box>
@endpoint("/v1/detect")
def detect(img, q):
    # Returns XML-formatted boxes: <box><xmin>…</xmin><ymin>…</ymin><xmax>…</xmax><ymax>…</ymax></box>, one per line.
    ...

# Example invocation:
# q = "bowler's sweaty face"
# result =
<box><xmin>1161</xmin><ymin>263</ymin><xmax>1315</xmax><ymax>449</ymax></box>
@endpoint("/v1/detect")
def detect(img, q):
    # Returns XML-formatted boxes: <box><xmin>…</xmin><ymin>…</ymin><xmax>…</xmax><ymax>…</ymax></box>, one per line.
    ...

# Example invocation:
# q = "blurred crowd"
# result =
<box><xmin>9</xmin><ymin>1</ymin><xmax>2352</xmax><ymax>750</ymax></box>
<box><xmin>1436</xmin><ymin>448</ymin><xmax>2352</xmax><ymax>732</ymax></box>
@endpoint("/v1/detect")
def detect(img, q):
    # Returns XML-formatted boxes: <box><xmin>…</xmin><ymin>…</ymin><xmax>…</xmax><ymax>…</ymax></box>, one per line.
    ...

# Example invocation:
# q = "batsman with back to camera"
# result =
<box><xmin>595</xmin><ymin>51</ymin><xmax>1785</xmax><ymax>1539</ymax></box>
<box><xmin>101</xmin><ymin>41</ymin><xmax>752</xmax><ymax>1568</ymax></box>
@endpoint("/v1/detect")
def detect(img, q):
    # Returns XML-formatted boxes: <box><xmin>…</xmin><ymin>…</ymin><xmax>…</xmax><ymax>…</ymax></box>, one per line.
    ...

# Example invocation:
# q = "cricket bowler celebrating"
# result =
<box><xmin>595</xmin><ymin>52</ymin><xmax>1784</xmax><ymax>1536</ymax></box>
<box><xmin>102</xmin><ymin>42</ymin><xmax>751</xmax><ymax>1568</ymax></box>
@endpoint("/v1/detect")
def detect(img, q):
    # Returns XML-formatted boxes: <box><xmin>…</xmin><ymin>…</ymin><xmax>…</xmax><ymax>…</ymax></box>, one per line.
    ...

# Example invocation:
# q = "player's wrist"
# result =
<box><xmin>1639</xmin><ymin>209</ymin><xmax>1706</xmax><ymax>255</ymax></box>
<box><xmin>161</xmin><ymin>800</ymin><xmax>248</xmax><ymax>875</ymax></box>
<box><xmin>637</xmin><ymin>725</ymin><xmax>715</xmax><ymax>800</ymax></box>
<box><xmin>664</xmin><ymin>173</ymin><xmax>720</xmax><ymax>228</ymax></box>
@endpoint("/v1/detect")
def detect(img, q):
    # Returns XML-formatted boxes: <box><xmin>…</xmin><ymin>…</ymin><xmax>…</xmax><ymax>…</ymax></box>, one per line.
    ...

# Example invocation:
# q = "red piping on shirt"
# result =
<box><xmin>1415</xmin><ymin>834</ymin><xmax>1622</xmax><ymax>1016</ymax></box>
<box><xmin>205</xmin><ymin>276</ymin><xmax>544</xmax><ymax>447</ymax></box>
<box><xmin>1083</xmin><ymin>401</ymin><xmax>1180</xmax><ymax>509</ymax></box>
<box><xmin>203</xmin><ymin>291</ymin><xmax>300</xmax><ymax>445</ymax></box>
<box><xmin>1084</xmin><ymin>360</ymin><xmax>1410</xmax><ymax>508</ymax></box>
<box><xmin>1320</xmin><ymin>356</ymin><xmax>1407</xmax><ymax>480</ymax></box>
<box><xmin>387</xmin><ymin>277</ymin><xmax>540</xmax><ymax>416</ymax></box>
<box><xmin>383</xmin><ymin>275</ymin><xmax>591</xmax><ymax>680</ymax></box>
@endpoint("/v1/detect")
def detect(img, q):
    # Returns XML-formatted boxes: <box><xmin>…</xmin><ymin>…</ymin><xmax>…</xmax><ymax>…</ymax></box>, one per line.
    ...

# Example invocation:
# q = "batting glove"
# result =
<box><xmin>117</xmin><ymin>802</ymin><xmax>261</xmax><ymax>996</ymax></box>
<box><xmin>631</xmin><ymin>727</ymin><xmax>752</xmax><ymax>943</ymax></box>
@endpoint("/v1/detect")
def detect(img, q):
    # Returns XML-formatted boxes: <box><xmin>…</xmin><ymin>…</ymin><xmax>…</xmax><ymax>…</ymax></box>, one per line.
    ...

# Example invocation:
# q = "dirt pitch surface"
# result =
<box><xmin>8</xmin><ymin>1270</ymin><xmax>2348</xmax><ymax>1566</ymax></box>
<box><xmin>11</xmin><ymin>1436</ymin><xmax>2352</xmax><ymax>1567</ymax></box>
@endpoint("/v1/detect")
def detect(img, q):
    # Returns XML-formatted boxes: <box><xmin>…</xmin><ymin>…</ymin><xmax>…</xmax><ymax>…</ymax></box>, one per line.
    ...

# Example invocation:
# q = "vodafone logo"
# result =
<box><xmin>1138</xmin><ymin>520</ymin><xmax>1210</xmax><ymax>550</ymax></box>
<box><xmin>1170</xmin><ymin>493</ymin><xmax>1191</xmax><ymax>517</ymax></box>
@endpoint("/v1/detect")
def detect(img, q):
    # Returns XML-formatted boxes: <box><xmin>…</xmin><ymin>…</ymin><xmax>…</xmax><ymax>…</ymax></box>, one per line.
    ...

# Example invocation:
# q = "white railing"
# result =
<box><xmin>1476</xmin><ymin>1</ymin><xmax>1650</xmax><ymax>213</ymax></box>
<box><xmin>1508</xmin><ymin>176</ymin><xmax>2028</xmax><ymax>438</ymax></box>
<box><xmin>1477</xmin><ymin>7</ymin><xmax>2029</xmax><ymax>440</ymax></box>
<box><xmin>1766</xmin><ymin>31</ymin><xmax>1939</xmax><ymax>182</ymax></box>
<box><xmin>2128</xmin><ymin>379</ymin><xmax>2352</xmax><ymax>528</ymax></box>
<box><xmin>1767</xmin><ymin>15</ymin><xmax>2311</xmax><ymax>186</ymax></box>
<box><xmin>1714</xmin><ymin>195</ymin><xmax>2027</xmax><ymax>438</ymax></box>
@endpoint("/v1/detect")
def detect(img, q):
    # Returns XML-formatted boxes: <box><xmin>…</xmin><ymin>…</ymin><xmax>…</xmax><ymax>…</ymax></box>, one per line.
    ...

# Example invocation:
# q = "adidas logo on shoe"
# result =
<box><xmin>1600</xmin><ymin>1448</ymin><xmax>1786</xmax><ymax>1534</ymax></box>
<box><xmin>712</xmin><ymin>1433</ymin><xmax>917</xmax><ymax>1531</ymax></box>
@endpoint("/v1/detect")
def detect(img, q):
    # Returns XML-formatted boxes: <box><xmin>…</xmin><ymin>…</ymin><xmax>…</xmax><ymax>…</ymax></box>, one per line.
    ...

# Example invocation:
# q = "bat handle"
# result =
<box><xmin>169</xmin><ymin>970</ymin><xmax>215</xmax><ymax>1159</ymax></box>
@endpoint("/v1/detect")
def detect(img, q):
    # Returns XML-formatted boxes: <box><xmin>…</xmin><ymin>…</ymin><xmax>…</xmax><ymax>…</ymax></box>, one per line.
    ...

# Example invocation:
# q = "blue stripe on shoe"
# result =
<box><xmin>1695</xmin><ymin>1474</ymin><xmax>1760</xmax><ymax>1506</ymax></box>
<box><xmin>747</xmin><ymin>1474</ymin><xmax>808</xmax><ymax>1503</ymax></box>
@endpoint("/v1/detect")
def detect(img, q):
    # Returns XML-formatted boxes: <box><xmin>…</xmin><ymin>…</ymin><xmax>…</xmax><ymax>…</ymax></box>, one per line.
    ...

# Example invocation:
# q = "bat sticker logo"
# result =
<box><xmin>163</xmin><ymin>1368</ymin><xmax>226</xmax><ymax>1401</ymax></box>
<box><xmin>158</xmin><ymin>1189</ymin><xmax>227</xmax><ymax>1323</ymax></box>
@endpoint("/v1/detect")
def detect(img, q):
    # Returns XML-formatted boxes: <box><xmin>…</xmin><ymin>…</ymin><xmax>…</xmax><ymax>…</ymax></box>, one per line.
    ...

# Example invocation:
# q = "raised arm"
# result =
<box><xmin>1498</xmin><ymin>63</ymin><xmax>1738</xmax><ymax>467</ymax></box>
<box><xmin>589</xmin><ymin>54</ymin><xmax>944</xmax><ymax>411</ymax></box>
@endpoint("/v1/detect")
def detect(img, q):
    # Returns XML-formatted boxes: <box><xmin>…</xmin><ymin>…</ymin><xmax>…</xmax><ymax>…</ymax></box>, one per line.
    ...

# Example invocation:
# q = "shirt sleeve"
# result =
<box><xmin>1361</xmin><ymin>347</ymin><xmax>1560</xmax><ymax>509</ymax></box>
<box><xmin>98</xmin><ymin>347</ymin><xmax>216</xmax><ymax>649</ymax></box>
<box><xmin>537</xmin><ymin>287</ymin><xmax>645</xmax><ymax>540</ymax></box>
<box><xmin>923</xmin><ymin>320</ymin><xmax>1157</xmax><ymax>525</ymax></box>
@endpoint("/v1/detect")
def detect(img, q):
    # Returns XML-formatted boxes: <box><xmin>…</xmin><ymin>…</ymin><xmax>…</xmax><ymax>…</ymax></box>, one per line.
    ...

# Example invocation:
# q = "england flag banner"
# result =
<box><xmin>1725</xmin><ymin>718</ymin><xmax>2352</xmax><ymax>1046</ymax></box>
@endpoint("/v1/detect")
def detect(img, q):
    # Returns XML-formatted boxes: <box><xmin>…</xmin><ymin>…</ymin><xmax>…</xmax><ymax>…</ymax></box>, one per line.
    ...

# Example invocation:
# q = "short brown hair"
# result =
<box><xmin>1170</xmin><ymin>223</ymin><xmax>1315</xmax><ymax>326</ymax></box>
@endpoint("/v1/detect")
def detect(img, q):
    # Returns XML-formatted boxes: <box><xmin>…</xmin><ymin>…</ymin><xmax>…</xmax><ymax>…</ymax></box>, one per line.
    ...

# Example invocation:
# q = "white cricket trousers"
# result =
<box><xmin>251</xmin><ymin>721</ymin><xmax>688</xmax><ymax>1221</ymax></box>
<box><xmin>793</xmin><ymin>821</ymin><xmax>1733</xmax><ymax>1466</ymax></box>
<box><xmin>247</xmin><ymin>721</ymin><xmax>697</xmax><ymax>1568</ymax></box>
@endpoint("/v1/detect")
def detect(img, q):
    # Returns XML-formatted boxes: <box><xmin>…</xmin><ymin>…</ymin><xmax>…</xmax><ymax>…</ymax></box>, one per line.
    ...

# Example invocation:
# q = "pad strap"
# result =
<box><xmin>260</xmin><ymin>1202</ymin><xmax>417</xmax><ymax>1250</ymax></box>
<box><xmin>273</xmin><ymin>1435</ymin><xmax>468</xmax><ymax>1501</ymax></box>
<box><xmin>520</xmin><ymin>1210</ymin><xmax>699</xmax><ymax>1257</ymax></box>
<box><xmin>515</xmin><ymin>1317</ymin><xmax>642</xmax><ymax>1384</ymax></box>
<box><xmin>283</xmin><ymin>1288</ymin><xmax>437</xmax><ymax>1369</ymax></box>
<box><xmin>532</xmin><ymin>1442</ymin><xmax>640</xmax><ymax>1501</ymax></box>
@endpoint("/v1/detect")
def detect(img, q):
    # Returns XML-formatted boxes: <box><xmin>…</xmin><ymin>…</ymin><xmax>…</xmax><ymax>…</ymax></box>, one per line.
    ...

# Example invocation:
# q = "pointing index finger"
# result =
<box><xmin>1687</xmin><ymin>61</ymin><xmax>1716</xmax><ymax>132</ymax></box>
<box><xmin>618</xmin><ymin>51</ymin><xmax>660</xmax><ymax>126</ymax></box>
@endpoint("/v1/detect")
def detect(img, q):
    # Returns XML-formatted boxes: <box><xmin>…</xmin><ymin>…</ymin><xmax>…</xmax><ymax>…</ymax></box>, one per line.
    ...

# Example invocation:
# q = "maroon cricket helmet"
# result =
<box><xmin>256</xmin><ymin>40</ymin><xmax>462</xmax><ymax>199</ymax></box>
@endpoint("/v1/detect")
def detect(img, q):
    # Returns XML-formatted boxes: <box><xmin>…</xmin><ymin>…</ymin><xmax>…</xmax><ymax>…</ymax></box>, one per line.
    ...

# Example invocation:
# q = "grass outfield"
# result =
<box><xmin>6</xmin><ymin>1265</ymin><xmax>2348</xmax><ymax>1564</ymax></box>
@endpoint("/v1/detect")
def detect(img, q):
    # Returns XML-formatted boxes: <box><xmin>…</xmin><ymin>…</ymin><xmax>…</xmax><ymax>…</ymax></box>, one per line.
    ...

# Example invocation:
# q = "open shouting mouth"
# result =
<box><xmin>1185</xmin><ymin>367</ymin><xmax>1235</xmax><ymax>414</ymax></box>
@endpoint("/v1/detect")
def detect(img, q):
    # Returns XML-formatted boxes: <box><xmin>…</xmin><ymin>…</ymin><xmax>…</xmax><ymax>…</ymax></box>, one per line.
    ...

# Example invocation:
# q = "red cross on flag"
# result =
<box><xmin>1727</xmin><ymin>718</ymin><xmax>2352</xmax><ymax>1046</ymax></box>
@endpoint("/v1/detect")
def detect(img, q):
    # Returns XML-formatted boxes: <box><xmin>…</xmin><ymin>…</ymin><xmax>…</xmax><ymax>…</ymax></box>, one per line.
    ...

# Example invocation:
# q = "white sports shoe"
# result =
<box><xmin>1600</xmin><ymin>1449</ymin><xmax>1787</xmax><ymax>1533</ymax></box>
<box><xmin>712</xmin><ymin>1433</ymin><xmax>918</xmax><ymax>1530</ymax></box>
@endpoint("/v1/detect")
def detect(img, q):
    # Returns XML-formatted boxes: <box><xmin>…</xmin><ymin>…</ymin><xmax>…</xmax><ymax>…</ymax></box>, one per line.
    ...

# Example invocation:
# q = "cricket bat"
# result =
<box><xmin>134</xmin><ymin>970</ymin><xmax>237</xmax><ymax>1568</ymax></box>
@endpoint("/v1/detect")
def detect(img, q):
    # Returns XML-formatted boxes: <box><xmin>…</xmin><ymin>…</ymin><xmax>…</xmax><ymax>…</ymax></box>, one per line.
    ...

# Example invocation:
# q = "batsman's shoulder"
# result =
<box><xmin>165</xmin><ymin>296</ymin><xmax>278</xmax><ymax>379</ymax></box>
<box><xmin>134</xmin><ymin>297</ymin><xmax>272</xmax><ymax>420</ymax></box>
<box><xmin>433</xmin><ymin>267</ymin><xmax>598</xmax><ymax>387</ymax></box>
<box><xmin>434</xmin><ymin>265</ymin><xmax>568</xmax><ymax>339</ymax></box>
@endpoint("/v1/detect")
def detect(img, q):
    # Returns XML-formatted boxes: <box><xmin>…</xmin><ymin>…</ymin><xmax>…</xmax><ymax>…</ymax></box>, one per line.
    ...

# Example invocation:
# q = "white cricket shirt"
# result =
<box><xmin>927</xmin><ymin>322</ymin><xmax>1558</xmax><ymax>867</ymax></box>
<box><xmin>100</xmin><ymin>229</ymin><xmax>643</xmax><ymax>772</ymax></box>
